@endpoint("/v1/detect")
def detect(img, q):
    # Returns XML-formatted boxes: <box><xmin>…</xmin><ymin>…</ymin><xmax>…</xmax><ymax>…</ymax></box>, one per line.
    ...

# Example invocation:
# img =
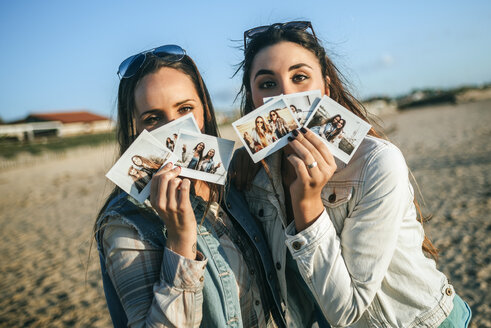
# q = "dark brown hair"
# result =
<box><xmin>236</xmin><ymin>25</ymin><xmax>438</xmax><ymax>258</ymax></box>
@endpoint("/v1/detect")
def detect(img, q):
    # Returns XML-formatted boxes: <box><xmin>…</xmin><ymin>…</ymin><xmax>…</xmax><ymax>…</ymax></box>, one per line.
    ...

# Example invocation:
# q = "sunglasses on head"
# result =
<box><xmin>243</xmin><ymin>21</ymin><xmax>316</xmax><ymax>50</ymax></box>
<box><xmin>117</xmin><ymin>44</ymin><xmax>186</xmax><ymax>79</ymax></box>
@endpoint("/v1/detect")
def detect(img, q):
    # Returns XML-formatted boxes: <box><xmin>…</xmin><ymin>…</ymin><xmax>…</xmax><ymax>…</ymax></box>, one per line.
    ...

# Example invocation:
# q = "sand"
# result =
<box><xmin>0</xmin><ymin>99</ymin><xmax>489</xmax><ymax>327</ymax></box>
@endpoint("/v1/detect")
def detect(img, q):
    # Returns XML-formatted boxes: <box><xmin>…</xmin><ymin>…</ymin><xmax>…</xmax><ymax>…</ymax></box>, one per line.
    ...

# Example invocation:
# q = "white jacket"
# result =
<box><xmin>243</xmin><ymin>136</ymin><xmax>455</xmax><ymax>327</ymax></box>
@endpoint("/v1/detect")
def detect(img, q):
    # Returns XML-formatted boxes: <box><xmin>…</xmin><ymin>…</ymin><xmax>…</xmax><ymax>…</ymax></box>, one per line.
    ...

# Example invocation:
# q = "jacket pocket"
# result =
<box><xmin>321</xmin><ymin>185</ymin><xmax>354</xmax><ymax>232</ymax></box>
<box><xmin>246</xmin><ymin>196</ymin><xmax>277</xmax><ymax>222</ymax></box>
<box><xmin>321</xmin><ymin>185</ymin><xmax>353</xmax><ymax>208</ymax></box>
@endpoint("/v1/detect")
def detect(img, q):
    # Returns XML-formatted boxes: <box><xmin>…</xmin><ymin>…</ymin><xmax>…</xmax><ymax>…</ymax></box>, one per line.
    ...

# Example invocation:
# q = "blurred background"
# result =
<box><xmin>0</xmin><ymin>1</ymin><xmax>490</xmax><ymax>327</ymax></box>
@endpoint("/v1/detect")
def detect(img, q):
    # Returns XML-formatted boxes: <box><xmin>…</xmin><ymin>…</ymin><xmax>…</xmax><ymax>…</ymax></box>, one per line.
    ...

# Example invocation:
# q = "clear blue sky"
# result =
<box><xmin>1</xmin><ymin>0</ymin><xmax>490</xmax><ymax>122</ymax></box>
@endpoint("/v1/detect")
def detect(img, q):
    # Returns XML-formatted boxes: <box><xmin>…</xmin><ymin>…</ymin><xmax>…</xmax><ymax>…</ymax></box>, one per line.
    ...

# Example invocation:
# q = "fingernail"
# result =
<box><xmin>300</xmin><ymin>127</ymin><xmax>307</xmax><ymax>134</ymax></box>
<box><xmin>174</xmin><ymin>166</ymin><xmax>181</xmax><ymax>171</ymax></box>
<box><xmin>287</xmin><ymin>136</ymin><xmax>294</xmax><ymax>142</ymax></box>
<box><xmin>292</xmin><ymin>129</ymin><xmax>299</xmax><ymax>137</ymax></box>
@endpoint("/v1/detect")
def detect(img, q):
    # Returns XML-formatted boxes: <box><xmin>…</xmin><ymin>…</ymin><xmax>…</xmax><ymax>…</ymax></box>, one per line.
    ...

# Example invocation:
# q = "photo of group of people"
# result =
<box><xmin>305</xmin><ymin>95</ymin><xmax>371</xmax><ymax>163</ymax></box>
<box><xmin>264</xmin><ymin>89</ymin><xmax>321</xmax><ymax>125</ymax></box>
<box><xmin>128</xmin><ymin>154</ymin><xmax>170</xmax><ymax>192</ymax></box>
<box><xmin>233</xmin><ymin>98</ymin><xmax>299</xmax><ymax>162</ymax></box>
<box><xmin>106</xmin><ymin>130</ymin><xmax>177</xmax><ymax>203</ymax></box>
<box><xmin>174</xmin><ymin>131</ymin><xmax>234</xmax><ymax>185</ymax></box>
<box><xmin>150</xmin><ymin>113</ymin><xmax>201</xmax><ymax>152</ymax></box>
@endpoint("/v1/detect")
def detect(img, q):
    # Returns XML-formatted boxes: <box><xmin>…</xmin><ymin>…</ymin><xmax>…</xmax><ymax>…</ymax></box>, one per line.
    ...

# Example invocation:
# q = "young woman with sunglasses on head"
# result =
<box><xmin>232</xmin><ymin>22</ymin><xmax>471</xmax><ymax>327</ymax></box>
<box><xmin>95</xmin><ymin>45</ymin><xmax>284</xmax><ymax>327</ymax></box>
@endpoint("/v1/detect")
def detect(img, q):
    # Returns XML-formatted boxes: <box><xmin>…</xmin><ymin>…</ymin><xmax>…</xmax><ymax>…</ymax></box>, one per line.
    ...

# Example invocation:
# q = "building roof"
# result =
<box><xmin>27</xmin><ymin>111</ymin><xmax>110</xmax><ymax>124</ymax></box>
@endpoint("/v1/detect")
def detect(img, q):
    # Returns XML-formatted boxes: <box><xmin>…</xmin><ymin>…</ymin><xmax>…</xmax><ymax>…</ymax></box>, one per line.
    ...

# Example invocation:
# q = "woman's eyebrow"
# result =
<box><xmin>289</xmin><ymin>63</ymin><xmax>313</xmax><ymax>71</ymax></box>
<box><xmin>254</xmin><ymin>69</ymin><xmax>274</xmax><ymax>81</ymax></box>
<box><xmin>175</xmin><ymin>98</ymin><xmax>196</xmax><ymax>106</ymax></box>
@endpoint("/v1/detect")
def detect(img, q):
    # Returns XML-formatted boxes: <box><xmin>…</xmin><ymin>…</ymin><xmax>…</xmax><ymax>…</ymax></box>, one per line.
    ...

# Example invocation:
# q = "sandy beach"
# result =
<box><xmin>0</xmin><ymin>99</ymin><xmax>489</xmax><ymax>327</ymax></box>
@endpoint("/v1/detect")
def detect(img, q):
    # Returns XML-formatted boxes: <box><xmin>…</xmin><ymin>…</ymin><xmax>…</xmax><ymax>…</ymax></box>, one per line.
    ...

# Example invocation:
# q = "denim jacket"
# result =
<box><xmin>95</xmin><ymin>185</ymin><xmax>285</xmax><ymax>328</ymax></box>
<box><xmin>242</xmin><ymin>136</ymin><xmax>455</xmax><ymax>328</ymax></box>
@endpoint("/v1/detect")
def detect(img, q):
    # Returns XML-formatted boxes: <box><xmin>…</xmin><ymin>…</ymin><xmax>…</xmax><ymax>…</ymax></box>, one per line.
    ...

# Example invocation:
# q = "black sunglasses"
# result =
<box><xmin>117</xmin><ymin>44</ymin><xmax>186</xmax><ymax>79</ymax></box>
<box><xmin>243</xmin><ymin>21</ymin><xmax>316</xmax><ymax>50</ymax></box>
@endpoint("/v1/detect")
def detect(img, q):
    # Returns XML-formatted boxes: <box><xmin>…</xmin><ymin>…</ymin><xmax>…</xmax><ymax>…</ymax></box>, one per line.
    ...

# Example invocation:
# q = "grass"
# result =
<box><xmin>0</xmin><ymin>132</ymin><xmax>116</xmax><ymax>159</ymax></box>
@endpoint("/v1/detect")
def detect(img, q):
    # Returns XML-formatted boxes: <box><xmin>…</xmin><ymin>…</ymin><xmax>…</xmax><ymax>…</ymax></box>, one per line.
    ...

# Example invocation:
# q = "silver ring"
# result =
<box><xmin>306</xmin><ymin>161</ymin><xmax>318</xmax><ymax>169</ymax></box>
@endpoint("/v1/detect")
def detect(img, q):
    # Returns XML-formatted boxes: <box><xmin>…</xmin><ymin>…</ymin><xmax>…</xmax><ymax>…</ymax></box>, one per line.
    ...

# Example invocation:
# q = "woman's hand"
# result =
<box><xmin>150</xmin><ymin>163</ymin><xmax>197</xmax><ymax>259</ymax></box>
<box><xmin>287</xmin><ymin>128</ymin><xmax>337</xmax><ymax>231</ymax></box>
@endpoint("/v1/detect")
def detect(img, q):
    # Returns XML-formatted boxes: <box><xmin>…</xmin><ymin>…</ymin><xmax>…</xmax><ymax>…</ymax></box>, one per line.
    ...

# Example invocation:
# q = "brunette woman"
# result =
<box><xmin>268</xmin><ymin>109</ymin><xmax>289</xmax><ymax>139</ymax></box>
<box><xmin>251</xmin><ymin>116</ymin><xmax>276</xmax><ymax>149</ymax></box>
<box><xmin>232</xmin><ymin>21</ymin><xmax>471</xmax><ymax>327</ymax></box>
<box><xmin>95</xmin><ymin>45</ymin><xmax>284</xmax><ymax>327</ymax></box>
<box><xmin>180</xmin><ymin>141</ymin><xmax>205</xmax><ymax>169</ymax></box>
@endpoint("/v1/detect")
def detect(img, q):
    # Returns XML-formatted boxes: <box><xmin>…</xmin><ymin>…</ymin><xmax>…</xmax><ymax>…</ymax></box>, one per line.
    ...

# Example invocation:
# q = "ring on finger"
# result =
<box><xmin>306</xmin><ymin>161</ymin><xmax>318</xmax><ymax>169</ymax></box>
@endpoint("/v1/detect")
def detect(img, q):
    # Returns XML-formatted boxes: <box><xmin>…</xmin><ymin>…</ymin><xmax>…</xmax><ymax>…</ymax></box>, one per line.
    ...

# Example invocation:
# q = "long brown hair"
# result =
<box><xmin>236</xmin><ymin>24</ymin><xmax>438</xmax><ymax>258</ymax></box>
<box><xmin>95</xmin><ymin>52</ymin><xmax>222</xmax><ymax>229</ymax></box>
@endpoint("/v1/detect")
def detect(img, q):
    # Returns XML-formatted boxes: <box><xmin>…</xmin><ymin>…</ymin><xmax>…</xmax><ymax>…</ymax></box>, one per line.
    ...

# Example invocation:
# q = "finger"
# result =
<box><xmin>288</xmin><ymin>136</ymin><xmax>319</xmax><ymax>179</ymax></box>
<box><xmin>290</xmin><ymin>129</ymin><xmax>328</xmax><ymax>172</ymax></box>
<box><xmin>286</xmin><ymin>154</ymin><xmax>310</xmax><ymax>181</ymax></box>
<box><xmin>150</xmin><ymin>162</ymin><xmax>172</xmax><ymax>206</ymax></box>
<box><xmin>166</xmin><ymin>168</ymin><xmax>182</xmax><ymax>212</ymax></box>
<box><xmin>177</xmin><ymin>179</ymin><xmax>192</xmax><ymax>214</ymax></box>
<box><xmin>153</xmin><ymin>165</ymin><xmax>180</xmax><ymax>210</ymax></box>
<box><xmin>154</xmin><ymin>161</ymin><xmax>174</xmax><ymax>178</ymax></box>
<box><xmin>167</xmin><ymin>178</ymin><xmax>181</xmax><ymax>214</ymax></box>
<box><xmin>300</xmin><ymin>127</ymin><xmax>336</xmax><ymax>166</ymax></box>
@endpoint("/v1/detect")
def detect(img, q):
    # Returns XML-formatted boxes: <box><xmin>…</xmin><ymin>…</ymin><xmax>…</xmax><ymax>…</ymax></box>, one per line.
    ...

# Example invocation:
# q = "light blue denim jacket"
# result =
<box><xmin>242</xmin><ymin>136</ymin><xmax>457</xmax><ymax>327</ymax></box>
<box><xmin>95</xmin><ymin>185</ymin><xmax>285</xmax><ymax>328</ymax></box>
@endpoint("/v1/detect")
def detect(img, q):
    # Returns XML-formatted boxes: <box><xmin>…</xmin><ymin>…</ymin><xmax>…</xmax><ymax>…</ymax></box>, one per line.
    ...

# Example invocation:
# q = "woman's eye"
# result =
<box><xmin>258</xmin><ymin>80</ymin><xmax>276</xmax><ymax>89</ymax></box>
<box><xmin>292</xmin><ymin>74</ymin><xmax>309</xmax><ymax>83</ymax></box>
<box><xmin>178</xmin><ymin>106</ymin><xmax>193</xmax><ymax>114</ymax></box>
<box><xmin>143</xmin><ymin>116</ymin><xmax>160</xmax><ymax>125</ymax></box>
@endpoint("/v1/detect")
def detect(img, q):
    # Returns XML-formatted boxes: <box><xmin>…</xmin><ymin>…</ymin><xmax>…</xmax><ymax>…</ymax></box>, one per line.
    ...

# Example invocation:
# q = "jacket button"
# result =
<box><xmin>255</xmin><ymin>300</ymin><xmax>260</xmax><ymax>306</ymax></box>
<box><xmin>328</xmin><ymin>193</ymin><xmax>336</xmax><ymax>203</ymax></box>
<box><xmin>445</xmin><ymin>287</ymin><xmax>453</xmax><ymax>296</ymax></box>
<box><xmin>227</xmin><ymin>202</ymin><xmax>231</xmax><ymax>208</ymax></box>
<box><xmin>276</xmin><ymin>262</ymin><xmax>281</xmax><ymax>270</ymax></box>
<box><xmin>254</xmin><ymin>235</ymin><xmax>259</xmax><ymax>242</ymax></box>
<box><xmin>250</xmin><ymin>269</ymin><xmax>255</xmax><ymax>275</ymax></box>
<box><xmin>292</xmin><ymin>241</ymin><xmax>303</xmax><ymax>250</ymax></box>
<box><xmin>258</xmin><ymin>209</ymin><xmax>264</xmax><ymax>217</ymax></box>
<box><xmin>218</xmin><ymin>211</ymin><xmax>224</xmax><ymax>218</ymax></box>
<box><xmin>199</xmin><ymin>276</ymin><xmax>204</xmax><ymax>282</ymax></box>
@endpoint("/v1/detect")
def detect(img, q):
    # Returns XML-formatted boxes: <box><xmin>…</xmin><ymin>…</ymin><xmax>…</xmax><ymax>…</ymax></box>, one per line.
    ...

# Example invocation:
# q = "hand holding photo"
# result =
<box><xmin>263</xmin><ymin>90</ymin><xmax>321</xmax><ymax>126</ymax></box>
<box><xmin>105</xmin><ymin>130</ymin><xmax>177</xmax><ymax>203</ymax></box>
<box><xmin>150</xmin><ymin>113</ymin><xmax>201</xmax><ymax>152</ymax></box>
<box><xmin>232</xmin><ymin>98</ymin><xmax>299</xmax><ymax>163</ymax></box>
<box><xmin>173</xmin><ymin>131</ymin><xmax>235</xmax><ymax>185</ymax></box>
<box><xmin>305</xmin><ymin>95</ymin><xmax>371</xmax><ymax>163</ymax></box>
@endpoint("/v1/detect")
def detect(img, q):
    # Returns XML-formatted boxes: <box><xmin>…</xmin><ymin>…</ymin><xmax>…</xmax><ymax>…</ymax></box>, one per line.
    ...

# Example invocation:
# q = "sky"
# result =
<box><xmin>1</xmin><ymin>0</ymin><xmax>490</xmax><ymax>122</ymax></box>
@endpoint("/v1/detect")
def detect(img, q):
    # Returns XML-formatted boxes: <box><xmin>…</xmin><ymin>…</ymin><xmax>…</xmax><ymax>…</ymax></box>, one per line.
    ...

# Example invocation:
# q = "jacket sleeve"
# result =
<box><xmin>102</xmin><ymin>219</ymin><xmax>207</xmax><ymax>328</ymax></box>
<box><xmin>284</xmin><ymin>144</ymin><xmax>413</xmax><ymax>327</ymax></box>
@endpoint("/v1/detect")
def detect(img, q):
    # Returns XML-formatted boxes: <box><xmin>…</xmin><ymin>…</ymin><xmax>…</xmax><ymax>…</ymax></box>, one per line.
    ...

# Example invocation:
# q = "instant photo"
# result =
<box><xmin>305</xmin><ymin>95</ymin><xmax>371</xmax><ymax>164</ymax></box>
<box><xmin>264</xmin><ymin>90</ymin><xmax>322</xmax><ymax>126</ymax></box>
<box><xmin>106</xmin><ymin>130</ymin><xmax>177</xmax><ymax>203</ymax></box>
<box><xmin>232</xmin><ymin>98</ymin><xmax>299</xmax><ymax>163</ymax></box>
<box><xmin>150</xmin><ymin>113</ymin><xmax>201</xmax><ymax>152</ymax></box>
<box><xmin>173</xmin><ymin>131</ymin><xmax>235</xmax><ymax>185</ymax></box>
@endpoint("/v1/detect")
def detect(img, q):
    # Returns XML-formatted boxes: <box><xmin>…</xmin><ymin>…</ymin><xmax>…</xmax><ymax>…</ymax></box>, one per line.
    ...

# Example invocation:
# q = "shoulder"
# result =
<box><xmin>96</xmin><ymin>192</ymin><xmax>166</xmax><ymax>249</ymax></box>
<box><xmin>337</xmin><ymin>136</ymin><xmax>409</xmax><ymax>188</ymax></box>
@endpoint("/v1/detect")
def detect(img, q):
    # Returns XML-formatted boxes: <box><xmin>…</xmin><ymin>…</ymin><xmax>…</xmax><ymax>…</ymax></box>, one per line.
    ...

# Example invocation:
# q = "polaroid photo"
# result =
<box><xmin>106</xmin><ymin>130</ymin><xmax>177</xmax><ymax>203</ymax></box>
<box><xmin>173</xmin><ymin>131</ymin><xmax>235</xmax><ymax>185</ymax></box>
<box><xmin>263</xmin><ymin>90</ymin><xmax>322</xmax><ymax>126</ymax></box>
<box><xmin>150</xmin><ymin>113</ymin><xmax>201</xmax><ymax>152</ymax></box>
<box><xmin>305</xmin><ymin>95</ymin><xmax>371</xmax><ymax>164</ymax></box>
<box><xmin>232</xmin><ymin>98</ymin><xmax>300</xmax><ymax>163</ymax></box>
